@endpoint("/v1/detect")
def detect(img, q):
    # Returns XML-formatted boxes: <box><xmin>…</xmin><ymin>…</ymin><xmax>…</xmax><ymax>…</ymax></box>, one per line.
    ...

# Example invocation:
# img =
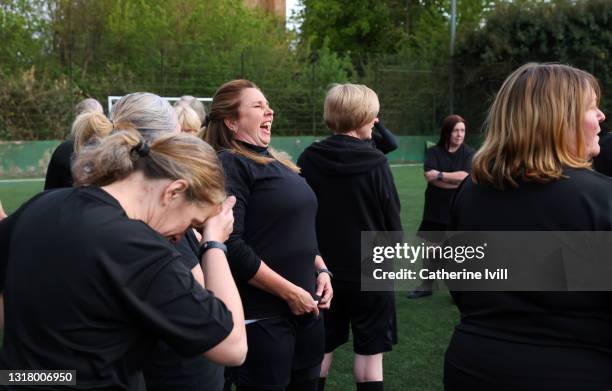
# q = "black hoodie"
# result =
<box><xmin>298</xmin><ymin>134</ymin><xmax>402</xmax><ymax>282</ymax></box>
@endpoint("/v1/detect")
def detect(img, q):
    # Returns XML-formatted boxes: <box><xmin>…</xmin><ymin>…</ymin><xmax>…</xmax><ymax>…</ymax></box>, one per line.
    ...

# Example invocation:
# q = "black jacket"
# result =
<box><xmin>298</xmin><ymin>134</ymin><xmax>402</xmax><ymax>282</ymax></box>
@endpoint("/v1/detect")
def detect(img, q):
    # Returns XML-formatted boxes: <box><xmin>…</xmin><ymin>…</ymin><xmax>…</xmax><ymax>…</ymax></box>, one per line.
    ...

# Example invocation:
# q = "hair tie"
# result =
<box><xmin>132</xmin><ymin>141</ymin><xmax>150</xmax><ymax>158</ymax></box>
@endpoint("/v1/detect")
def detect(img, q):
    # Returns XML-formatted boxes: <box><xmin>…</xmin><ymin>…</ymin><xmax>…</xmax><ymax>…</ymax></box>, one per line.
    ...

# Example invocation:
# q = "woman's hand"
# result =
<box><xmin>202</xmin><ymin>196</ymin><xmax>236</xmax><ymax>243</ymax></box>
<box><xmin>285</xmin><ymin>285</ymin><xmax>319</xmax><ymax>316</ymax></box>
<box><xmin>315</xmin><ymin>272</ymin><xmax>333</xmax><ymax>310</ymax></box>
<box><xmin>424</xmin><ymin>169</ymin><xmax>440</xmax><ymax>182</ymax></box>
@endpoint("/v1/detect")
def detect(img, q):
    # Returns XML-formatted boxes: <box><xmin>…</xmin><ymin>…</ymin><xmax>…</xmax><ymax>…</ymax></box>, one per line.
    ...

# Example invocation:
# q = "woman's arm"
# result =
<box><xmin>372</xmin><ymin>120</ymin><xmax>398</xmax><ymax>155</ymax></box>
<box><xmin>200</xmin><ymin>196</ymin><xmax>247</xmax><ymax>366</ymax></box>
<box><xmin>424</xmin><ymin>169</ymin><xmax>468</xmax><ymax>187</ymax></box>
<box><xmin>314</xmin><ymin>255</ymin><xmax>333</xmax><ymax>310</ymax></box>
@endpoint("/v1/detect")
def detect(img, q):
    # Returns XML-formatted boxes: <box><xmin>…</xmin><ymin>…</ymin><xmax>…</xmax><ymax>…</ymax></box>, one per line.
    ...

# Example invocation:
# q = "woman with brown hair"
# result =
<box><xmin>205</xmin><ymin>79</ymin><xmax>332</xmax><ymax>391</ymax></box>
<box><xmin>408</xmin><ymin>114</ymin><xmax>475</xmax><ymax>299</ymax></box>
<box><xmin>0</xmin><ymin>130</ymin><xmax>247</xmax><ymax>389</ymax></box>
<box><xmin>445</xmin><ymin>63</ymin><xmax>609</xmax><ymax>390</ymax></box>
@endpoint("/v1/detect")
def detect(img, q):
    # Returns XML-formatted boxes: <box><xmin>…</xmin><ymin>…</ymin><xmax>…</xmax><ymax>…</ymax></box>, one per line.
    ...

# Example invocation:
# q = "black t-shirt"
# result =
<box><xmin>449</xmin><ymin>168</ymin><xmax>612</xmax><ymax>356</ymax></box>
<box><xmin>593</xmin><ymin>132</ymin><xmax>612</xmax><ymax>177</ymax></box>
<box><xmin>44</xmin><ymin>139</ymin><xmax>74</xmax><ymax>190</ymax></box>
<box><xmin>298</xmin><ymin>134</ymin><xmax>402</xmax><ymax>282</ymax></box>
<box><xmin>219</xmin><ymin>143</ymin><xmax>319</xmax><ymax>319</ymax></box>
<box><xmin>0</xmin><ymin>187</ymin><xmax>233</xmax><ymax>390</ymax></box>
<box><xmin>421</xmin><ymin>143</ymin><xmax>475</xmax><ymax>225</ymax></box>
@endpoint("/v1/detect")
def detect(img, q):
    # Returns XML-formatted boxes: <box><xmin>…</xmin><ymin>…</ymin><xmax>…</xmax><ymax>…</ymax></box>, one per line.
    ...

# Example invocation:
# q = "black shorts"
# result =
<box><xmin>228</xmin><ymin>315</ymin><xmax>324</xmax><ymax>390</ymax></box>
<box><xmin>323</xmin><ymin>281</ymin><xmax>397</xmax><ymax>355</ymax></box>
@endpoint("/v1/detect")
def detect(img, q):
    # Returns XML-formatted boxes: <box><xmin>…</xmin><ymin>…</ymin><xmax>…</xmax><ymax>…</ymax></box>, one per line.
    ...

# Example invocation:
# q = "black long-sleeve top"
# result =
<box><xmin>44</xmin><ymin>139</ymin><xmax>74</xmax><ymax>189</ymax></box>
<box><xmin>219</xmin><ymin>142</ymin><xmax>319</xmax><ymax>318</ymax></box>
<box><xmin>298</xmin><ymin>134</ymin><xmax>402</xmax><ymax>283</ymax></box>
<box><xmin>371</xmin><ymin>121</ymin><xmax>398</xmax><ymax>154</ymax></box>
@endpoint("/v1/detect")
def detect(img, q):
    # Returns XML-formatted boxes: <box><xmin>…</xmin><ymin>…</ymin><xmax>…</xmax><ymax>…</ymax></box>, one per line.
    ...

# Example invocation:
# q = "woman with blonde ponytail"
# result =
<box><xmin>206</xmin><ymin>79</ymin><xmax>332</xmax><ymax>391</ymax></box>
<box><xmin>44</xmin><ymin>98</ymin><xmax>106</xmax><ymax>189</ymax></box>
<box><xmin>0</xmin><ymin>130</ymin><xmax>246</xmax><ymax>389</ymax></box>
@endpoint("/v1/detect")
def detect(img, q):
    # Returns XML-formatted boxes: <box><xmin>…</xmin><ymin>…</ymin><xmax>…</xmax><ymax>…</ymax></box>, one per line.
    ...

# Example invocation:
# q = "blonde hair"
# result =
<box><xmin>205</xmin><ymin>79</ymin><xmax>299</xmax><ymax>173</ymax></box>
<box><xmin>75</xmin><ymin>98</ymin><xmax>103</xmax><ymax>115</ymax></box>
<box><xmin>174</xmin><ymin>95</ymin><xmax>206</xmax><ymax>125</ymax></box>
<box><xmin>472</xmin><ymin>63</ymin><xmax>601</xmax><ymax>189</ymax></box>
<box><xmin>71</xmin><ymin>93</ymin><xmax>178</xmax><ymax>153</ymax></box>
<box><xmin>324</xmin><ymin>83</ymin><xmax>380</xmax><ymax>133</ymax></box>
<box><xmin>175</xmin><ymin>105</ymin><xmax>201</xmax><ymax>135</ymax></box>
<box><xmin>73</xmin><ymin>131</ymin><xmax>225</xmax><ymax>205</ymax></box>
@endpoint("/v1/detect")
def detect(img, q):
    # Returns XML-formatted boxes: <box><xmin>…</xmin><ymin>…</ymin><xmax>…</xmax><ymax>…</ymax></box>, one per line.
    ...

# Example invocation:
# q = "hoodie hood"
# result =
<box><xmin>299</xmin><ymin>134</ymin><xmax>388</xmax><ymax>176</ymax></box>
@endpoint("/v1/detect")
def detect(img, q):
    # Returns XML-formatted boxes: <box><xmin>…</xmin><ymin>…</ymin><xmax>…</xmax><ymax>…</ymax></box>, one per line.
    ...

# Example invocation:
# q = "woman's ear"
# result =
<box><xmin>224</xmin><ymin>118</ymin><xmax>238</xmax><ymax>134</ymax></box>
<box><xmin>162</xmin><ymin>179</ymin><xmax>189</xmax><ymax>205</ymax></box>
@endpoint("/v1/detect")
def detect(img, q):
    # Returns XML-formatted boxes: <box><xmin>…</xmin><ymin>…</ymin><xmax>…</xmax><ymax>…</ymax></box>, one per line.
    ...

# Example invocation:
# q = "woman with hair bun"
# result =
<box><xmin>0</xmin><ymin>93</ymin><xmax>246</xmax><ymax>389</ymax></box>
<box><xmin>0</xmin><ymin>130</ymin><xmax>246</xmax><ymax>389</ymax></box>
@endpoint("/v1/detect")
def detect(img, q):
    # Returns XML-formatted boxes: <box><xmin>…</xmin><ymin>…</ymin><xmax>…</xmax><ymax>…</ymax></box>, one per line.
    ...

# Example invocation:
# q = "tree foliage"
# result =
<box><xmin>454</xmin><ymin>0</ymin><xmax>612</xmax><ymax>130</ymax></box>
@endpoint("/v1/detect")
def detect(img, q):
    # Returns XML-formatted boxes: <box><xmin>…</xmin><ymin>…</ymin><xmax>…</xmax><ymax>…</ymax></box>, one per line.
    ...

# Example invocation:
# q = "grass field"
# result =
<box><xmin>0</xmin><ymin>166</ymin><xmax>458</xmax><ymax>391</ymax></box>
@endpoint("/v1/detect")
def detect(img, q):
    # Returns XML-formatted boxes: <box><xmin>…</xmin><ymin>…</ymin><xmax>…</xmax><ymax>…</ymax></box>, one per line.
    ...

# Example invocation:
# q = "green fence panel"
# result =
<box><xmin>0</xmin><ymin>135</ymin><xmax>485</xmax><ymax>179</ymax></box>
<box><xmin>0</xmin><ymin>141</ymin><xmax>61</xmax><ymax>178</ymax></box>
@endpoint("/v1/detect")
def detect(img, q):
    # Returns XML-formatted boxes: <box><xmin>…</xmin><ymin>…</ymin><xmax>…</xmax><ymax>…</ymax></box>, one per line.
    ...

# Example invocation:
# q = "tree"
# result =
<box><xmin>454</xmin><ymin>0</ymin><xmax>612</xmax><ymax>131</ymax></box>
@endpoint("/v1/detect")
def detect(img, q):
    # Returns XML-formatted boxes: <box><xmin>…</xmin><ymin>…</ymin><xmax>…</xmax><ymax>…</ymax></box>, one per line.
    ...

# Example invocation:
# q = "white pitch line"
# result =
<box><xmin>390</xmin><ymin>163</ymin><xmax>421</xmax><ymax>168</ymax></box>
<box><xmin>0</xmin><ymin>178</ymin><xmax>44</xmax><ymax>184</ymax></box>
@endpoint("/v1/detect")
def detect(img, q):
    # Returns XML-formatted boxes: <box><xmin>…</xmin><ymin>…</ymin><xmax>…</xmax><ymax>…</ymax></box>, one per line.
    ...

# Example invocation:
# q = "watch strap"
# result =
<box><xmin>198</xmin><ymin>240</ymin><xmax>228</xmax><ymax>259</ymax></box>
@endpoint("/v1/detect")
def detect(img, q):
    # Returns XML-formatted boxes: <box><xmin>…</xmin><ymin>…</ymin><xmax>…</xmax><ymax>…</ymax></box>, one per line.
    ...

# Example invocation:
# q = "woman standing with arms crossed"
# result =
<box><xmin>408</xmin><ymin>114</ymin><xmax>475</xmax><ymax>299</ymax></box>
<box><xmin>205</xmin><ymin>79</ymin><xmax>333</xmax><ymax>391</ymax></box>
<box><xmin>445</xmin><ymin>63</ymin><xmax>610</xmax><ymax>390</ymax></box>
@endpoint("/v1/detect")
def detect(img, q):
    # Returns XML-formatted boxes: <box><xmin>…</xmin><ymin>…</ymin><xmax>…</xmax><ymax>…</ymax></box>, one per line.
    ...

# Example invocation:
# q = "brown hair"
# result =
<box><xmin>204</xmin><ymin>79</ymin><xmax>299</xmax><ymax>173</ymax></box>
<box><xmin>324</xmin><ymin>83</ymin><xmax>379</xmax><ymax>133</ymax></box>
<box><xmin>472</xmin><ymin>63</ymin><xmax>601</xmax><ymax>189</ymax></box>
<box><xmin>73</xmin><ymin>131</ymin><xmax>225</xmax><ymax>205</ymax></box>
<box><xmin>437</xmin><ymin>114</ymin><xmax>466</xmax><ymax>150</ymax></box>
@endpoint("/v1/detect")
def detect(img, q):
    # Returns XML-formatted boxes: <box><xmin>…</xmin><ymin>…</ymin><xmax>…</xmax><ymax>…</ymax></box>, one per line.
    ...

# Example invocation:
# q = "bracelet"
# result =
<box><xmin>437</xmin><ymin>171</ymin><xmax>444</xmax><ymax>181</ymax></box>
<box><xmin>198</xmin><ymin>241</ymin><xmax>227</xmax><ymax>260</ymax></box>
<box><xmin>316</xmin><ymin>268</ymin><xmax>334</xmax><ymax>279</ymax></box>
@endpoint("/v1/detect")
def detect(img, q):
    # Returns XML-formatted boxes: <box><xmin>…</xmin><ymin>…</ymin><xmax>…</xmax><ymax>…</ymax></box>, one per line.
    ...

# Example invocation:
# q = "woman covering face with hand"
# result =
<box><xmin>0</xmin><ymin>130</ymin><xmax>246</xmax><ymax>390</ymax></box>
<box><xmin>205</xmin><ymin>79</ymin><xmax>332</xmax><ymax>391</ymax></box>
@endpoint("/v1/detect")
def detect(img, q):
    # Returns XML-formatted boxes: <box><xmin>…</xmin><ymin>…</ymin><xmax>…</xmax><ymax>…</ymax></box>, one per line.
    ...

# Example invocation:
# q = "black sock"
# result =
<box><xmin>356</xmin><ymin>381</ymin><xmax>383</xmax><ymax>391</ymax></box>
<box><xmin>317</xmin><ymin>377</ymin><xmax>326</xmax><ymax>391</ymax></box>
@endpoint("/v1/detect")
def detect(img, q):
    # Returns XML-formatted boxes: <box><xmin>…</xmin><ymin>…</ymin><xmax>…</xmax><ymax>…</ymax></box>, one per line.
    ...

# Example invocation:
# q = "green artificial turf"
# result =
<box><xmin>0</xmin><ymin>166</ymin><xmax>459</xmax><ymax>390</ymax></box>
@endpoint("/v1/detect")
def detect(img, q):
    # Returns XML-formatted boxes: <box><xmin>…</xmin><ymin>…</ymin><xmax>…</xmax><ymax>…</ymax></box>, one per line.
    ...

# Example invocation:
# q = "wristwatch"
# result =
<box><xmin>198</xmin><ymin>240</ymin><xmax>228</xmax><ymax>259</ymax></box>
<box><xmin>316</xmin><ymin>268</ymin><xmax>334</xmax><ymax>279</ymax></box>
<box><xmin>437</xmin><ymin>171</ymin><xmax>444</xmax><ymax>181</ymax></box>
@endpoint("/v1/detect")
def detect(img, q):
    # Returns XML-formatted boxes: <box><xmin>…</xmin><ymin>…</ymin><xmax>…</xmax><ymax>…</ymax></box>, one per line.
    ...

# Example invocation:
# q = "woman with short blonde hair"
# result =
<box><xmin>299</xmin><ymin>83</ymin><xmax>401</xmax><ymax>391</ymax></box>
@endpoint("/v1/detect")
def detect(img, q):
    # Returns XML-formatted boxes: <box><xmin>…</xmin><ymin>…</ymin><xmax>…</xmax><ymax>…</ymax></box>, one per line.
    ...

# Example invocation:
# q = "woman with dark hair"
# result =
<box><xmin>446</xmin><ymin>63</ymin><xmax>609</xmax><ymax>390</ymax></box>
<box><xmin>205</xmin><ymin>79</ymin><xmax>332</xmax><ymax>391</ymax></box>
<box><xmin>0</xmin><ymin>130</ymin><xmax>247</xmax><ymax>389</ymax></box>
<box><xmin>408</xmin><ymin>114</ymin><xmax>475</xmax><ymax>299</ymax></box>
